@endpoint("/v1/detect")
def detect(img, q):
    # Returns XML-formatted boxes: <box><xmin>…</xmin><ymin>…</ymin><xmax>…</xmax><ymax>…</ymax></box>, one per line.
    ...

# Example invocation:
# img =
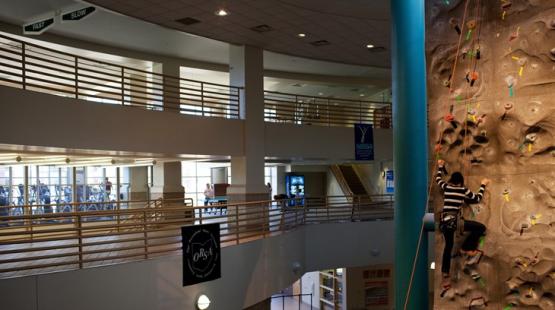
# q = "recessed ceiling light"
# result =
<box><xmin>297</xmin><ymin>33</ymin><xmax>306</xmax><ymax>38</ymax></box>
<box><xmin>366</xmin><ymin>44</ymin><xmax>375</xmax><ymax>49</ymax></box>
<box><xmin>215</xmin><ymin>9</ymin><xmax>228</xmax><ymax>16</ymax></box>
<box><xmin>360</xmin><ymin>94</ymin><xmax>366</xmax><ymax>97</ymax></box>
<box><xmin>318</xmin><ymin>92</ymin><xmax>324</xmax><ymax>96</ymax></box>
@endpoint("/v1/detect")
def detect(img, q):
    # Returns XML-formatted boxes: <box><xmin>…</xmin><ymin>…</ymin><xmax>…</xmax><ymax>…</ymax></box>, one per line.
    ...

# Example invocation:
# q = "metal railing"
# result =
<box><xmin>0</xmin><ymin>33</ymin><xmax>392</xmax><ymax>128</ymax></box>
<box><xmin>0</xmin><ymin>195</ymin><xmax>393</xmax><ymax>279</ymax></box>
<box><xmin>271</xmin><ymin>294</ymin><xmax>313</xmax><ymax>310</ymax></box>
<box><xmin>0</xmin><ymin>34</ymin><xmax>241</xmax><ymax>118</ymax></box>
<box><xmin>264</xmin><ymin>91</ymin><xmax>392</xmax><ymax>128</ymax></box>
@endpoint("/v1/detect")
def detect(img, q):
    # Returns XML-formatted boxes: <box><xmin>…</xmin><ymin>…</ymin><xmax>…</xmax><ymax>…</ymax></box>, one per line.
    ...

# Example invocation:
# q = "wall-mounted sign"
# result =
<box><xmin>385</xmin><ymin>170</ymin><xmax>394</xmax><ymax>194</ymax></box>
<box><xmin>62</xmin><ymin>7</ymin><xmax>96</xmax><ymax>22</ymax></box>
<box><xmin>182</xmin><ymin>223</ymin><xmax>221</xmax><ymax>286</ymax></box>
<box><xmin>23</xmin><ymin>17</ymin><xmax>55</xmax><ymax>35</ymax></box>
<box><xmin>355</xmin><ymin>124</ymin><xmax>374</xmax><ymax>160</ymax></box>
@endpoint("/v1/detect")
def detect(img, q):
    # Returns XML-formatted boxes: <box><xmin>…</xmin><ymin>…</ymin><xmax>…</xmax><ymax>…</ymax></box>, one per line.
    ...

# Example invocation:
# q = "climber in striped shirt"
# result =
<box><xmin>436</xmin><ymin>159</ymin><xmax>490</xmax><ymax>290</ymax></box>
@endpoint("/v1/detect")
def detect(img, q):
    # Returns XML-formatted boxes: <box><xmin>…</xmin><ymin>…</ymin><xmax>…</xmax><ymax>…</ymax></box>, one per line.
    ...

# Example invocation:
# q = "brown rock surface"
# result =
<box><xmin>427</xmin><ymin>0</ymin><xmax>555</xmax><ymax>308</ymax></box>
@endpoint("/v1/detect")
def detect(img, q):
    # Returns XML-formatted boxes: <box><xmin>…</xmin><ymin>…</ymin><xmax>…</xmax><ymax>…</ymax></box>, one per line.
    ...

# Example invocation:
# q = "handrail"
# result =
<box><xmin>0</xmin><ymin>33</ymin><xmax>392</xmax><ymax>128</ymax></box>
<box><xmin>0</xmin><ymin>33</ymin><xmax>240</xmax><ymax>119</ymax></box>
<box><xmin>0</xmin><ymin>195</ymin><xmax>393</xmax><ymax>278</ymax></box>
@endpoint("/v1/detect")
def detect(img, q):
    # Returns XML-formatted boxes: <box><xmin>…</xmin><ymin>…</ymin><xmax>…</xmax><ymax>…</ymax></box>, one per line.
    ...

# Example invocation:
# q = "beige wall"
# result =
<box><xmin>265</xmin><ymin>123</ymin><xmax>393</xmax><ymax>161</ymax></box>
<box><xmin>0</xmin><ymin>86</ymin><xmax>393</xmax><ymax>162</ymax></box>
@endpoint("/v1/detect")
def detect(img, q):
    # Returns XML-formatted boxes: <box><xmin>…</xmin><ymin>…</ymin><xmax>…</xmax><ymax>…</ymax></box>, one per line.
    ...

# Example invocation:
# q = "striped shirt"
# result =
<box><xmin>436</xmin><ymin>167</ymin><xmax>485</xmax><ymax>213</ymax></box>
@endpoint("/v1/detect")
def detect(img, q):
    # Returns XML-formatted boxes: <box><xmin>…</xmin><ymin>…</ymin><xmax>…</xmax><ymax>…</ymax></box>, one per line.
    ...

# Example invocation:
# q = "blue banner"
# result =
<box><xmin>386</xmin><ymin>170</ymin><xmax>394</xmax><ymax>193</ymax></box>
<box><xmin>355</xmin><ymin>124</ymin><xmax>374</xmax><ymax>160</ymax></box>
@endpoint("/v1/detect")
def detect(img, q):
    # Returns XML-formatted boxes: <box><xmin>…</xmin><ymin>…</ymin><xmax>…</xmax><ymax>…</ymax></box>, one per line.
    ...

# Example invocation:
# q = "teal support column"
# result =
<box><xmin>391</xmin><ymin>0</ymin><xmax>429</xmax><ymax>309</ymax></box>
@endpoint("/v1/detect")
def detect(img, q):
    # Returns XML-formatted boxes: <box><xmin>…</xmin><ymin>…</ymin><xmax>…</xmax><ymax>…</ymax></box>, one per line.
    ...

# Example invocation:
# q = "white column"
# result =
<box><xmin>151</xmin><ymin>162</ymin><xmax>184</xmax><ymax>201</ymax></box>
<box><xmin>128</xmin><ymin>166</ymin><xmax>148</xmax><ymax>201</ymax></box>
<box><xmin>228</xmin><ymin>45</ymin><xmax>267</xmax><ymax>202</ymax></box>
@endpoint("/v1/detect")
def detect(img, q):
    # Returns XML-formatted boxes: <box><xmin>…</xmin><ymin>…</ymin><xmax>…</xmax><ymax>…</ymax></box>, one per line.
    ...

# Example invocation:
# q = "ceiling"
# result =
<box><xmin>0</xmin><ymin>0</ymin><xmax>390</xmax><ymax>91</ymax></box>
<box><xmin>87</xmin><ymin>0</ymin><xmax>391</xmax><ymax>67</ymax></box>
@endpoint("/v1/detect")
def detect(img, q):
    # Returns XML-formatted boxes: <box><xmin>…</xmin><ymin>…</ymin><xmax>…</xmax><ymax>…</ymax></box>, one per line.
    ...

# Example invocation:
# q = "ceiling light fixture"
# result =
<box><xmin>297</xmin><ymin>33</ymin><xmax>306</xmax><ymax>38</ymax></box>
<box><xmin>366</xmin><ymin>44</ymin><xmax>375</xmax><ymax>49</ymax></box>
<box><xmin>215</xmin><ymin>9</ymin><xmax>228</xmax><ymax>16</ymax></box>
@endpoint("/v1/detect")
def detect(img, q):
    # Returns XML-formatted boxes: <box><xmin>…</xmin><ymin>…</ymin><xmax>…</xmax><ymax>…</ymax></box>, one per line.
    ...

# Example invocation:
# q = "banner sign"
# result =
<box><xmin>23</xmin><ymin>17</ymin><xmax>55</xmax><ymax>35</ymax></box>
<box><xmin>182</xmin><ymin>223</ymin><xmax>221</xmax><ymax>286</ymax></box>
<box><xmin>62</xmin><ymin>7</ymin><xmax>96</xmax><ymax>22</ymax></box>
<box><xmin>355</xmin><ymin>123</ymin><xmax>374</xmax><ymax>160</ymax></box>
<box><xmin>385</xmin><ymin>170</ymin><xmax>394</xmax><ymax>194</ymax></box>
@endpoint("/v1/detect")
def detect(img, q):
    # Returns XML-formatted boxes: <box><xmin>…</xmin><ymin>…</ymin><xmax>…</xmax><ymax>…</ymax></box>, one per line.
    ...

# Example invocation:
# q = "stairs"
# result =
<box><xmin>331</xmin><ymin>165</ymin><xmax>368</xmax><ymax>196</ymax></box>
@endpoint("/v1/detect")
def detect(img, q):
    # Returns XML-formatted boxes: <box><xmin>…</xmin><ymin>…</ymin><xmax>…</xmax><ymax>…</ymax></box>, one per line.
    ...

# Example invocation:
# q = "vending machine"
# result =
<box><xmin>285</xmin><ymin>174</ymin><xmax>305</xmax><ymax>206</ymax></box>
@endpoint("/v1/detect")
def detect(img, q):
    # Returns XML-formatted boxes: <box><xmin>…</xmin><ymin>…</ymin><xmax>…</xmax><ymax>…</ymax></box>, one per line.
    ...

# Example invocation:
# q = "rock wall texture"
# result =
<box><xmin>427</xmin><ymin>0</ymin><xmax>555</xmax><ymax>308</ymax></box>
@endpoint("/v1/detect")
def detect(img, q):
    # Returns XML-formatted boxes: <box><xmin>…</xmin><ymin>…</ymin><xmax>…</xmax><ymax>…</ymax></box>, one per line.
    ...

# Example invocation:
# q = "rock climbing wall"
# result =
<box><xmin>427</xmin><ymin>0</ymin><xmax>555</xmax><ymax>308</ymax></box>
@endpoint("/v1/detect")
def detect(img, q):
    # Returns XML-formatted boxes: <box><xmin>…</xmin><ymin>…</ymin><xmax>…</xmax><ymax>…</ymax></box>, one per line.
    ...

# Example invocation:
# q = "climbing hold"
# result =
<box><xmin>444</xmin><ymin>113</ymin><xmax>455</xmax><ymax>122</ymax></box>
<box><xmin>550</xmin><ymin>48</ymin><xmax>555</xmax><ymax>57</ymax></box>
<box><xmin>501</xmin><ymin>1</ymin><xmax>512</xmax><ymax>9</ymax></box>
<box><xmin>509</xmin><ymin>27</ymin><xmax>520</xmax><ymax>42</ymax></box>
<box><xmin>501</xmin><ymin>103</ymin><xmax>513</xmax><ymax>120</ymax></box>
<box><xmin>469</xmin><ymin>296</ymin><xmax>487</xmax><ymax>307</ymax></box>
<box><xmin>449</xmin><ymin>18</ymin><xmax>461</xmax><ymax>35</ymax></box>
<box><xmin>520</xmin><ymin>223</ymin><xmax>529</xmax><ymax>236</ymax></box>
<box><xmin>503</xmin><ymin>189</ymin><xmax>511</xmax><ymax>202</ymax></box>
<box><xmin>442</xmin><ymin>79</ymin><xmax>451</xmax><ymax>87</ymax></box>
<box><xmin>505</xmin><ymin>75</ymin><xmax>516</xmax><ymax>97</ymax></box>
<box><xmin>466</xmin><ymin>71</ymin><xmax>479</xmax><ymax>86</ymax></box>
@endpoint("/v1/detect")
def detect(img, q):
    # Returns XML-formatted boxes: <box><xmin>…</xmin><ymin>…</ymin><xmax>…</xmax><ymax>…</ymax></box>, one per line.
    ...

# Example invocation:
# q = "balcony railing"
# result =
<box><xmin>0</xmin><ymin>33</ymin><xmax>392</xmax><ymax>128</ymax></box>
<box><xmin>0</xmin><ymin>195</ymin><xmax>393</xmax><ymax>279</ymax></box>
<box><xmin>264</xmin><ymin>91</ymin><xmax>392</xmax><ymax>128</ymax></box>
<box><xmin>0</xmin><ymin>34</ymin><xmax>241</xmax><ymax>118</ymax></box>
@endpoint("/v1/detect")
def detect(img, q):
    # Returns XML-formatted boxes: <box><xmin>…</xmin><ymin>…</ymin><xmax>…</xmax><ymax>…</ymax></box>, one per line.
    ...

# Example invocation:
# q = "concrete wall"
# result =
<box><xmin>0</xmin><ymin>220</ymin><xmax>394</xmax><ymax>310</ymax></box>
<box><xmin>0</xmin><ymin>86</ymin><xmax>392</xmax><ymax>162</ymax></box>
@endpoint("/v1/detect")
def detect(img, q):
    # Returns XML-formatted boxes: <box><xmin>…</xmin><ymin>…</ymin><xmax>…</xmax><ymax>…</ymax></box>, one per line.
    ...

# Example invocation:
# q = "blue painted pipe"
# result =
<box><xmin>391</xmin><ymin>0</ymin><xmax>429</xmax><ymax>309</ymax></box>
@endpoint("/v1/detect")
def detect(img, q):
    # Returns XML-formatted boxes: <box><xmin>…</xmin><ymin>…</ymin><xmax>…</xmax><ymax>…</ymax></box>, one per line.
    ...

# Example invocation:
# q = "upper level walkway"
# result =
<box><xmin>0</xmin><ymin>195</ymin><xmax>393</xmax><ymax>280</ymax></box>
<box><xmin>0</xmin><ymin>33</ymin><xmax>391</xmax><ymax>129</ymax></box>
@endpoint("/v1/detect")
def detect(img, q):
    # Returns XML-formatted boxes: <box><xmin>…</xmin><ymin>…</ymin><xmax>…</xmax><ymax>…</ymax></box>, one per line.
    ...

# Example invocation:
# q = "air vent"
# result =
<box><xmin>250</xmin><ymin>24</ymin><xmax>273</xmax><ymax>33</ymax></box>
<box><xmin>176</xmin><ymin>17</ymin><xmax>201</xmax><ymax>25</ymax></box>
<box><xmin>310</xmin><ymin>40</ymin><xmax>330</xmax><ymax>47</ymax></box>
<box><xmin>367</xmin><ymin>46</ymin><xmax>387</xmax><ymax>53</ymax></box>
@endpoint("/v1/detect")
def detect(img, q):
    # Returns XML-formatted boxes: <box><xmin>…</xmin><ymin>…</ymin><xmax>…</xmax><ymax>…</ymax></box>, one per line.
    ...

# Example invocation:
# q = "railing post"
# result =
<box><xmin>21</xmin><ymin>42</ymin><xmax>26</xmax><ymax>90</ymax></box>
<box><xmin>121</xmin><ymin>67</ymin><xmax>125</xmax><ymax>105</ymax></box>
<box><xmin>359</xmin><ymin>101</ymin><xmax>362</xmax><ymax>123</ymax></box>
<box><xmin>201</xmin><ymin>83</ymin><xmax>205</xmax><ymax>116</ymax></box>
<box><xmin>199</xmin><ymin>205</ymin><xmax>203</xmax><ymax>225</ymax></box>
<box><xmin>77</xmin><ymin>214</ymin><xmax>83</xmax><ymax>269</ymax></box>
<box><xmin>74</xmin><ymin>57</ymin><xmax>78</xmax><ymax>99</ymax></box>
<box><xmin>326</xmin><ymin>198</ymin><xmax>330</xmax><ymax>222</ymax></box>
<box><xmin>235</xmin><ymin>205</ymin><xmax>239</xmax><ymax>244</ymax></box>
<box><xmin>327</xmin><ymin>99</ymin><xmax>330</xmax><ymax>127</ymax></box>
<box><xmin>143</xmin><ymin>210</ymin><xmax>148</xmax><ymax>259</ymax></box>
<box><xmin>294</xmin><ymin>95</ymin><xmax>298</xmax><ymax>123</ymax></box>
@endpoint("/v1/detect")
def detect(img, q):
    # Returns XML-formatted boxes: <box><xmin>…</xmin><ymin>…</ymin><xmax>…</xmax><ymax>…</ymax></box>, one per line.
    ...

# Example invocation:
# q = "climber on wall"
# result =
<box><xmin>436</xmin><ymin>159</ymin><xmax>490</xmax><ymax>291</ymax></box>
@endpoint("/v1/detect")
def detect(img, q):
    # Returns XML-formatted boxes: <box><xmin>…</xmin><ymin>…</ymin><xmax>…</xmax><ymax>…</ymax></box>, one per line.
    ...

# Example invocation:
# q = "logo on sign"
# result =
<box><xmin>182</xmin><ymin>224</ymin><xmax>221</xmax><ymax>286</ymax></box>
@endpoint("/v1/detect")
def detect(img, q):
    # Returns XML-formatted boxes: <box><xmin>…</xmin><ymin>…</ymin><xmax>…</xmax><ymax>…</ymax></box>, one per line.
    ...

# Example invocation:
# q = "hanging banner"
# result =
<box><xmin>355</xmin><ymin>124</ymin><xmax>374</xmax><ymax>160</ymax></box>
<box><xmin>385</xmin><ymin>170</ymin><xmax>394</xmax><ymax>193</ymax></box>
<box><xmin>182</xmin><ymin>223</ymin><xmax>221</xmax><ymax>286</ymax></box>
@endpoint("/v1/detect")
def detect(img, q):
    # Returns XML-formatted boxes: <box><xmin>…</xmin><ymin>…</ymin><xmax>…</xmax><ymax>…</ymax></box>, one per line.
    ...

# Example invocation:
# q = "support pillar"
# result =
<box><xmin>227</xmin><ymin>45</ymin><xmax>266</xmax><ymax>202</ymax></box>
<box><xmin>391</xmin><ymin>0</ymin><xmax>429</xmax><ymax>309</ymax></box>
<box><xmin>155</xmin><ymin>60</ymin><xmax>181</xmax><ymax>112</ymax></box>
<box><xmin>227</xmin><ymin>45</ymin><xmax>267</xmax><ymax>233</ymax></box>
<box><xmin>128</xmin><ymin>166</ymin><xmax>149</xmax><ymax>202</ymax></box>
<box><xmin>151</xmin><ymin>162</ymin><xmax>184</xmax><ymax>202</ymax></box>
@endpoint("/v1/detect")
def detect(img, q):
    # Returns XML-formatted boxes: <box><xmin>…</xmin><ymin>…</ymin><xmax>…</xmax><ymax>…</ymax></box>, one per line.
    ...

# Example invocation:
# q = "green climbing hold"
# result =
<box><xmin>503</xmin><ymin>305</ymin><xmax>513</xmax><ymax>310</ymax></box>
<box><xmin>479</xmin><ymin>236</ymin><xmax>485</xmax><ymax>248</ymax></box>
<box><xmin>478</xmin><ymin>278</ymin><xmax>486</xmax><ymax>287</ymax></box>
